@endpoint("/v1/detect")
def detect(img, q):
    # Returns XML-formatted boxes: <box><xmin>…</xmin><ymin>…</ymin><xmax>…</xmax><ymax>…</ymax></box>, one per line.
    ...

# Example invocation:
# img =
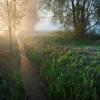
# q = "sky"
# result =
<box><xmin>0</xmin><ymin>0</ymin><xmax>60</xmax><ymax>36</ymax></box>
<box><xmin>34</xmin><ymin>11</ymin><xmax>63</xmax><ymax>32</ymax></box>
<box><xmin>20</xmin><ymin>3</ymin><xmax>61</xmax><ymax>33</ymax></box>
<box><xmin>35</xmin><ymin>18</ymin><xmax>63</xmax><ymax>32</ymax></box>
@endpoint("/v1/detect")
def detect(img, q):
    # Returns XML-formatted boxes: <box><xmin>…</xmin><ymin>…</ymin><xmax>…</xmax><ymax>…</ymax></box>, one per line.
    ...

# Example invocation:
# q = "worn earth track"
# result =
<box><xmin>17</xmin><ymin>37</ymin><xmax>47</xmax><ymax>100</ymax></box>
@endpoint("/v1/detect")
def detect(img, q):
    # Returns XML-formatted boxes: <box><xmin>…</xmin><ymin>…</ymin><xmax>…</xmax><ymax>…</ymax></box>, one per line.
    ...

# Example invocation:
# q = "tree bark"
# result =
<box><xmin>71</xmin><ymin>0</ymin><xmax>87</xmax><ymax>38</ymax></box>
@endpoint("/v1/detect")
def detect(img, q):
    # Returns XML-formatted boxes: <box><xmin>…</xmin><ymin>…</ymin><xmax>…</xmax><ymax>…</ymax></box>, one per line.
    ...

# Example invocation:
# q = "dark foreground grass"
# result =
<box><xmin>0</xmin><ymin>37</ymin><xmax>26</xmax><ymax>100</ymax></box>
<box><xmin>25</xmin><ymin>34</ymin><xmax>100</xmax><ymax>100</ymax></box>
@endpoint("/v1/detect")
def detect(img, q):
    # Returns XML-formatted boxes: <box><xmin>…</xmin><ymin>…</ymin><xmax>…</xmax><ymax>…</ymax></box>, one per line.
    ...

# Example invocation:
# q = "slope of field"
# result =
<box><xmin>24</xmin><ymin>34</ymin><xmax>100</xmax><ymax>100</ymax></box>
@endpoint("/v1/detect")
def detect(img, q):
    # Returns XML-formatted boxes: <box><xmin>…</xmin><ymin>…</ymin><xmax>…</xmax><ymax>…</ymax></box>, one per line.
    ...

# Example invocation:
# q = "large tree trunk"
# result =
<box><xmin>71</xmin><ymin>0</ymin><xmax>87</xmax><ymax>39</ymax></box>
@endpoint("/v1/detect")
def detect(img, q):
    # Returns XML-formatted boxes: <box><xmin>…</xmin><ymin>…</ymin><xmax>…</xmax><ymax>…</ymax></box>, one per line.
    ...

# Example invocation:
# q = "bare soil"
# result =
<box><xmin>17</xmin><ymin>37</ymin><xmax>47</xmax><ymax>100</ymax></box>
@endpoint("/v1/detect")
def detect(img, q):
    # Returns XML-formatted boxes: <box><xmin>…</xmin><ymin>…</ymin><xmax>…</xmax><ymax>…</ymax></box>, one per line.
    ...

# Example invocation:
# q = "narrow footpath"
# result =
<box><xmin>17</xmin><ymin>36</ymin><xmax>47</xmax><ymax>100</ymax></box>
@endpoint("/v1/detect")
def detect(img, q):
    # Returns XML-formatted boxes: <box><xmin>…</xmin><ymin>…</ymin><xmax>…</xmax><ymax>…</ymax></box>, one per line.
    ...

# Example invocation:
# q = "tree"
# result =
<box><xmin>0</xmin><ymin>0</ymin><xmax>37</xmax><ymax>50</ymax></box>
<box><xmin>0</xmin><ymin>0</ymin><xmax>38</xmax><ymax>65</ymax></box>
<box><xmin>39</xmin><ymin>0</ymin><xmax>100</xmax><ymax>38</ymax></box>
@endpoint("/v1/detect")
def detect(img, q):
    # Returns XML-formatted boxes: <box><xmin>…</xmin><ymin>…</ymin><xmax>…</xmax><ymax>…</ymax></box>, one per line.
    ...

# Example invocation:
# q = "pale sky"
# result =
<box><xmin>20</xmin><ymin>5</ymin><xmax>61</xmax><ymax>32</ymax></box>
<box><xmin>35</xmin><ymin>19</ymin><xmax>62</xmax><ymax>32</ymax></box>
<box><xmin>34</xmin><ymin>11</ymin><xmax>63</xmax><ymax>32</ymax></box>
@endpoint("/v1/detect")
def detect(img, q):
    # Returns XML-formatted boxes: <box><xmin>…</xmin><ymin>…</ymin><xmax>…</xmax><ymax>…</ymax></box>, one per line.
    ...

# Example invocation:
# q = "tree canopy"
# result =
<box><xmin>39</xmin><ymin>0</ymin><xmax>100</xmax><ymax>37</ymax></box>
<box><xmin>0</xmin><ymin>0</ymin><xmax>37</xmax><ymax>53</ymax></box>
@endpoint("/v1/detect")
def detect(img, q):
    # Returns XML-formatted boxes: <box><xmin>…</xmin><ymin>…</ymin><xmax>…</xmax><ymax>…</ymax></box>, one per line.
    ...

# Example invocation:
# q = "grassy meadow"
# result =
<box><xmin>24</xmin><ymin>32</ymin><xmax>100</xmax><ymax>100</ymax></box>
<box><xmin>0</xmin><ymin>32</ymin><xmax>100</xmax><ymax>100</ymax></box>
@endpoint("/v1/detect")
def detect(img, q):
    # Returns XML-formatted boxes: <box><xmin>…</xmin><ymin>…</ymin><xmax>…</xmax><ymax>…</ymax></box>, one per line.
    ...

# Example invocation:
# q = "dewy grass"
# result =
<box><xmin>26</xmin><ymin>45</ymin><xmax>100</xmax><ymax>100</ymax></box>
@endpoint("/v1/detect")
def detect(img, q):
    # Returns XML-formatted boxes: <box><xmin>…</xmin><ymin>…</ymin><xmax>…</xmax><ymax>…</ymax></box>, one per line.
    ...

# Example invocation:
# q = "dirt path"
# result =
<box><xmin>17</xmin><ymin>37</ymin><xmax>47</xmax><ymax>100</ymax></box>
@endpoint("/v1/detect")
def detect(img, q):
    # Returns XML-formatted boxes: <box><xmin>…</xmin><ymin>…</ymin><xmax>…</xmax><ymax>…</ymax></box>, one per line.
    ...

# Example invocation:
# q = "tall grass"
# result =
<box><xmin>27</xmin><ymin>46</ymin><xmax>100</xmax><ymax>100</ymax></box>
<box><xmin>0</xmin><ymin>38</ymin><xmax>27</xmax><ymax>100</ymax></box>
<box><xmin>24</xmin><ymin>33</ymin><xmax>100</xmax><ymax>100</ymax></box>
